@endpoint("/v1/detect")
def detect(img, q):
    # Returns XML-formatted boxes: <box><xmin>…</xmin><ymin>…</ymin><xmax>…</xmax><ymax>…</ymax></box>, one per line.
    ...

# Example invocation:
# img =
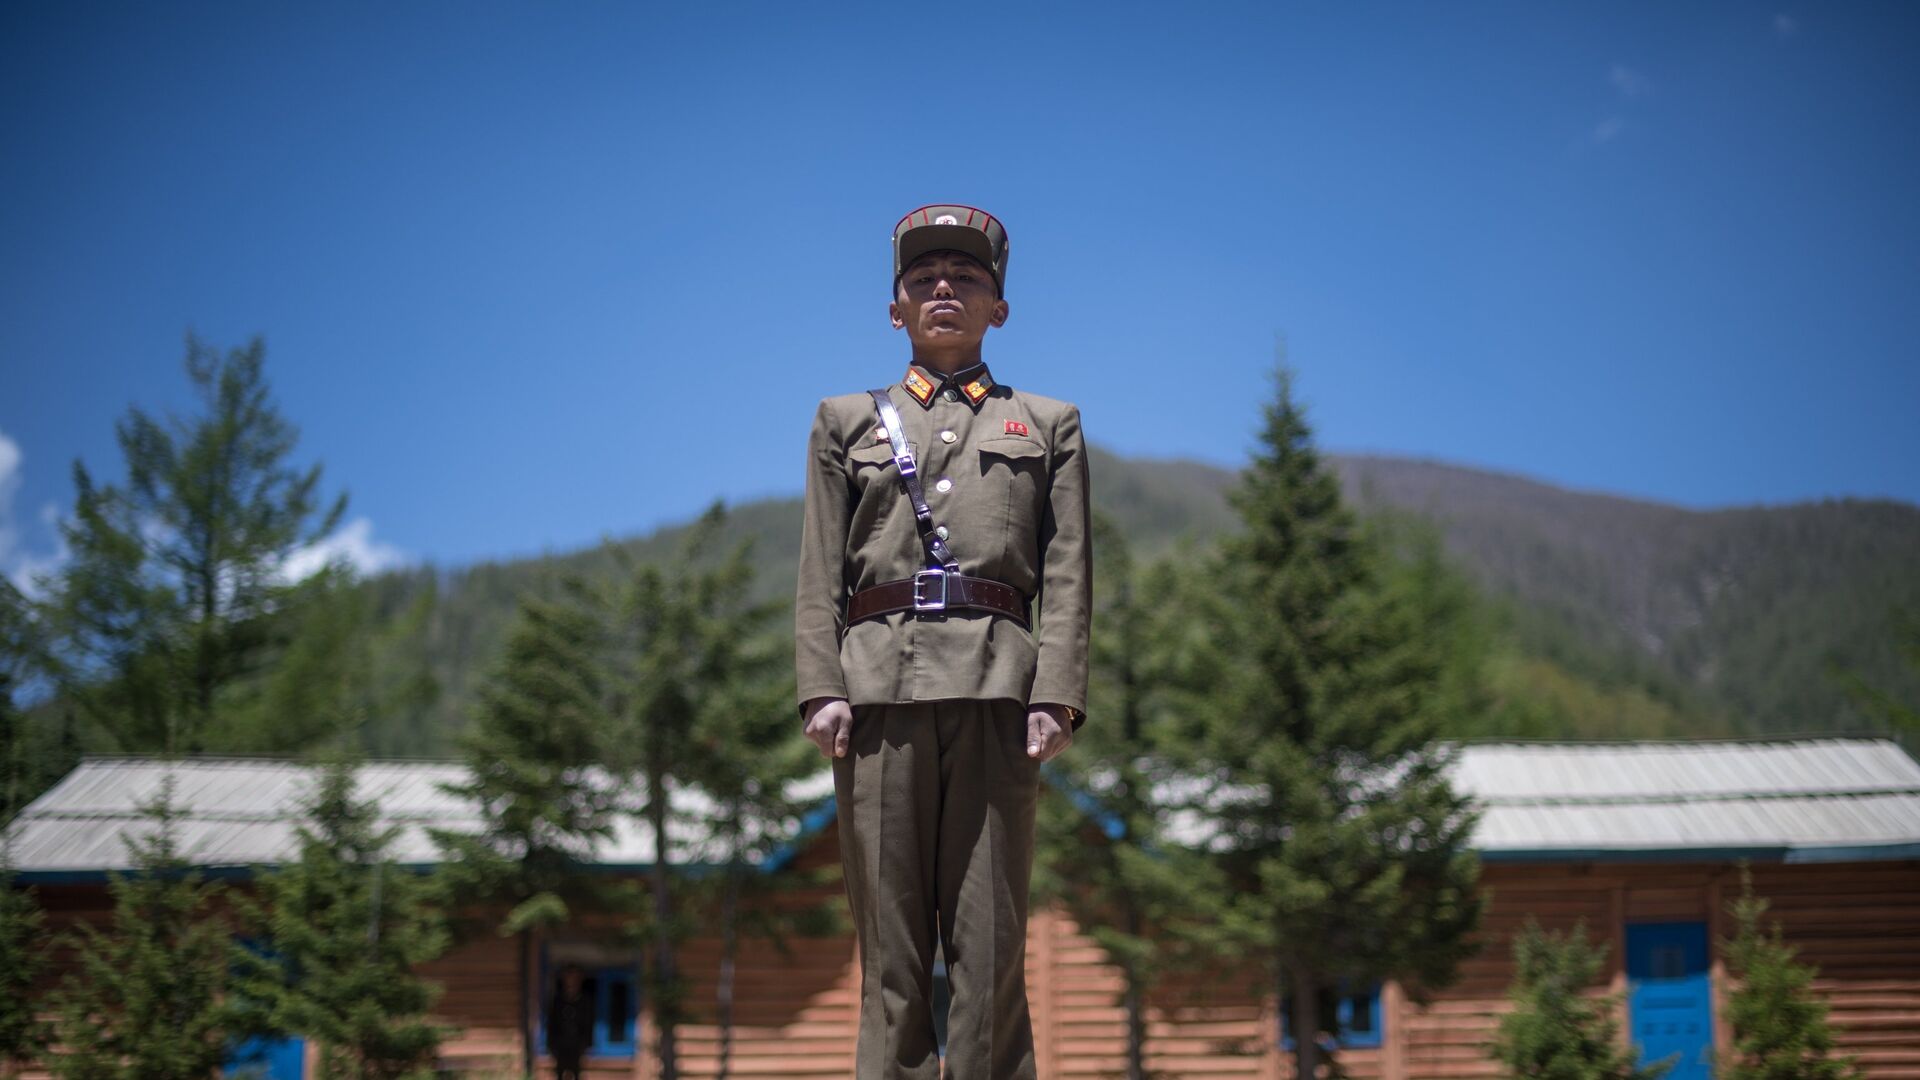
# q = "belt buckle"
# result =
<box><xmin>911</xmin><ymin>568</ymin><xmax>948</xmax><ymax>612</ymax></box>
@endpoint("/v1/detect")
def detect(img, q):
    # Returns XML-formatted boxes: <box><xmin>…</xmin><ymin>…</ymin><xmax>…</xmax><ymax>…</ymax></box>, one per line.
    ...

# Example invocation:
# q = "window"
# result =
<box><xmin>1279</xmin><ymin>981</ymin><xmax>1383</xmax><ymax>1051</ymax></box>
<box><xmin>593</xmin><ymin>967</ymin><xmax>637</xmax><ymax>1055</ymax></box>
<box><xmin>541</xmin><ymin>962</ymin><xmax>640</xmax><ymax>1059</ymax></box>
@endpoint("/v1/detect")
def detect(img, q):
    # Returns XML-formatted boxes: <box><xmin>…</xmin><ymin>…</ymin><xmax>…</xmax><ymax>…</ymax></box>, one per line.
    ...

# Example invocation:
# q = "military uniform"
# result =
<box><xmin>795</xmin><ymin>206</ymin><xmax>1091</xmax><ymax>1080</ymax></box>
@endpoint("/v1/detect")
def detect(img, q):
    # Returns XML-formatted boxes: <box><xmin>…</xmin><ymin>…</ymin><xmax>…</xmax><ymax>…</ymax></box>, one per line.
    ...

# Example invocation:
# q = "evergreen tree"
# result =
<box><xmin>1486</xmin><ymin>920</ymin><xmax>1668</xmax><ymax>1080</ymax></box>
<box><xmin>221</xmin><ymin>572</ymin><xmax>444</xmax><ymax>758</ymax></box>
<box><xmin>1</xmin><ymin>579</ymin><xmax>65</xmax><ymax>822</ymax></box>
<box><xmin>1035</xmin><ymin>518</ymin><xmax>1229</xmax><ymax>1080</ymax></box>
<box><xmin>1181</xmin><ymin>360</ymin><xmax>1483</xmax><ymax>1078</ymax></box>
<box><xmin>0</xmin><ymin>843</ymin><xmax>48</xmax><ymax>1078</ymax></box>
<box><xmin>431</xmin><ymin>576</ymin><xmax>621</xmax><ymax>1078</ymax></box>
<box><xmin>48</xmin><ymin>776</ymin><xmax>239</xmax><ymax>1080</ymax></box>
<box><xmin>602</xmin><ymin>504</ymin><xmax>792</xmax><ymax>1080</ymax></box>
<box><xmin>681</xmin><ymin>618</ymin><xmax>837</xmax><ymax>1080</ymax></box>
<box><xmin>233</xmin><ymin>756</ymin><xmax>450</xmax><ymax>1080</ymax></box>
<box><xmin>1833</xmin><ymin>607</ymin><xmax>1919</xmax><ymax>739</ymax></box>
<box><xmin>1720</xmin><ymin>866</ymin><xmax>1863</xmax><ymax>1080</ymax></box>
<box><xmin>41</xmin><ymin>334</ymin><xmax>347</xmax><ymax>755</ymax></box>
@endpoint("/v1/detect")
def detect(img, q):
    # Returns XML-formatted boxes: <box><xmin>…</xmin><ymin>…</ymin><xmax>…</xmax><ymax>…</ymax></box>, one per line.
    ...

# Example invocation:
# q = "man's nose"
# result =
<box><xmin>932</xmin><ymin>276</ymin><xmax>955</xmax><ymax>299</ymax></box>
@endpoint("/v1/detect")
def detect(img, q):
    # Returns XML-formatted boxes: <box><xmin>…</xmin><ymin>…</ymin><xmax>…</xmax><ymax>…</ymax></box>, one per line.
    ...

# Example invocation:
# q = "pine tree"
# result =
<box><xmin>232</xmin><ymin>756</ymin><xmax>450</xmax><ymax>1080</ymax></box>
<box><xmin>1720</xmin><ymin>866</ymin><xmax>1863</xmax><ymax>1080</ymax></box>
<box><xmin>1036</xmin><ymin>518</ymin><xmax>1230</xmax><ymax>1080</ymax></box>
<box><xmin>1487</xmin><ymin>920</ymin><xmax>1668</xmax><ymax>1080</ymax></box>
<box><xmin>682</xmin><ymin>619</ymin><xmax>837</xmax><ymax>1080</ymax></box>
<box><xmin>0</xmin><ymin>843</ymin><xmax>48</xmax><ymax>1078</ymax></box>
<box><xmin>48</xmin><ymin>776</ymin><xmax>239</xmax><ymax>1080</ymax></box>
<box><xmin>1</xmin><ymin>579</ymin><xmax>66</xmax><ymax>822</ymax></box>
<box><xmin>1182</xmin><ymin>360</ymin><xmax>1484</xmax><ymax>1078</ymax></box>
<box><xmin>432</xmin><ymin>576</ymin><xmax>621</xmax><ymax>1078</ymax></box>
<box><xmin>42</xmin><ymin>334</ymin><xmax>348</xmax><ymax>756</ymax></box>
<box><xmin>602</xmin><ymin>503</ymin><xmax>795</xmax><ymax>1080</ymax></box>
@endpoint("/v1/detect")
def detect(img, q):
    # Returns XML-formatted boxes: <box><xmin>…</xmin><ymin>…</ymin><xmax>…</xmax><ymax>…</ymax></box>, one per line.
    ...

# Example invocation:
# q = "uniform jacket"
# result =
<box><xmin>795</xmin><ymin>360</ymin><xmax>1091</xmax><ymax>724</ymax></box>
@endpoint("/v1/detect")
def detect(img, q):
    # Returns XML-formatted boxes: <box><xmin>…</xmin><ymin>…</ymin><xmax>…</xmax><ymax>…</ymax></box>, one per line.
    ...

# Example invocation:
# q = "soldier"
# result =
<box><xmin>795</xmin><ymin>204</ymin><xmax>1092</xmax><ymax>1080</ymax></box>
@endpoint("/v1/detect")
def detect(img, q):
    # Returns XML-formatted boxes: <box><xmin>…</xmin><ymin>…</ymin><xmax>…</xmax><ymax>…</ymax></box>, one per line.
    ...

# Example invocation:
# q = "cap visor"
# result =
<box><xmin>896</xmin><ymin>225</ymin><xmax>998</xmax><ymax>280</ymax></box>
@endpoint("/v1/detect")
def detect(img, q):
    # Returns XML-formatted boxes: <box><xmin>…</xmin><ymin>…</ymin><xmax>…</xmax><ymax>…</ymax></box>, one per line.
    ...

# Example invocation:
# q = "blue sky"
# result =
<box><xmin>4</xmin><ymin>1</ymin><xmax>1917</xmax><ymax>577</ymax></box>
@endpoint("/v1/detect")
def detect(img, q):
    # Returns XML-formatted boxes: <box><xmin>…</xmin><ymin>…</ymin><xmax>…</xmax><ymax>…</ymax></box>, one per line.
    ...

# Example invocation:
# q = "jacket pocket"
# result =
<box><xmin>849</xmin><ymin>440</ymin><xmax>916</xmax><ymax>547</ymax></box>
<box><xmin>976</xmin><ymin>436</ymin><xmax>1049</xmax><ymax>575</ymax></box>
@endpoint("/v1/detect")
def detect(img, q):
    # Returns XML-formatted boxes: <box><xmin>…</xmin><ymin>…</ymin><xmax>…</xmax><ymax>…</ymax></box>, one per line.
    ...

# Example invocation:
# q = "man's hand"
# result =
<box><xmin>802</xmin><ymin>697</ymin><xmax>854</xmax><ymax>759</ymax></box>
<box><xmin>1026</xmin><ymin>704</ymin><xmax>1074</xmax><ymax>762</ymax></box>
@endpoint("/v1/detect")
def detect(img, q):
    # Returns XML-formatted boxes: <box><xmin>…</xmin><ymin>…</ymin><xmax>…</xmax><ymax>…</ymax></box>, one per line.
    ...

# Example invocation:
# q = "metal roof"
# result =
<box><xmin>7</xmin><ymin>738</ymin><xmax>1919</xmax><ymax>878</ymax></box>
<box><xmin>5</xmin><ymin>757</ymin><xmax>835</xmax><ymax>879</ymax></box>
<box><xmin>1457</xmin><ymin>738</ymin><xmax>1920</xmax><ymax>861</ymax></box>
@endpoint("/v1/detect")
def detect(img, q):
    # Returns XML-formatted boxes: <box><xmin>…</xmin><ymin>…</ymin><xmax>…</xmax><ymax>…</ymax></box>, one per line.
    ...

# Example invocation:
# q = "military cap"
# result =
<box><xmin>892</xmin><ymin>204</ymin><xmax>1009</xmax><ymax>297</ymax></box>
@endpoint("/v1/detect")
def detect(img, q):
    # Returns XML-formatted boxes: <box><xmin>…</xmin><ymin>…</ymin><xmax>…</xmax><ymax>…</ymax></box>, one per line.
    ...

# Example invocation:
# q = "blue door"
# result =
<box><xmin>225</xmin><ymin>1035</ymin><xmax>305</xmax><ymax>1079</ymax></box>
<box><xmin>1626</xmin><ymin>922</ymin><xmax>1713</xmax><ymax>1080</ymax></box>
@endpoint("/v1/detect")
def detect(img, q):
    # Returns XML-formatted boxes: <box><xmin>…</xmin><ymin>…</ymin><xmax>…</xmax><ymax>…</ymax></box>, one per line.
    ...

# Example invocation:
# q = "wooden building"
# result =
<box><xmin>8</xmin><ymin>737</ymin><xmax>1920</xmax><ymax>1078</ymax></box>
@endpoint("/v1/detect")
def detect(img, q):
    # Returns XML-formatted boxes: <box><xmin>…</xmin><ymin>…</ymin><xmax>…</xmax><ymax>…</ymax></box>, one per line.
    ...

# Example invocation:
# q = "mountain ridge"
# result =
<box><xmin>345</xmin><ymin>447</ymin><xmax>1917</xmax><ymax>754</ymax></box>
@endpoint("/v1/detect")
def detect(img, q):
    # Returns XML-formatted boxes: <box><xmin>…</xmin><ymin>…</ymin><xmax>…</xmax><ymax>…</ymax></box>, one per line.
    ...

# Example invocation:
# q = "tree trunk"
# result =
<box><xmin>1292</xmin><ymin>966</ymin><xmax>1323</xmax><ymax>1080</ymax></box>
<box><xmin>1124</xmin><ymin>901</ymin><xmax>1146</xmax><ymax>1080</ymax></box>
<box><xmin>519</xmin><ymin>928</ymin><xmax>534</xmax><ymax>1079</ymax></box>
<box><xmin>650</xmin><ymin>769</ymin><xmax>678</xmax><ymax>1080</ymax></box>
<box><xmin>716</xmin><ymin>821</ymin><xmax>740</xmax><ymax>1080</ymax></box>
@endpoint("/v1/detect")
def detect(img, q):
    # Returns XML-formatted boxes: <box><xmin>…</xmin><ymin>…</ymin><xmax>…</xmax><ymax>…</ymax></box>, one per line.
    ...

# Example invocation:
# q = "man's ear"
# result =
<box><xmin>888</xmin><ymin>300</ymin><xmax>907</xmax><ymax>330</ymax></box>
<box><xmin>989</xmin><ymin>298</ymin><xmax>1009</xmax><ymax>327</ymax></box>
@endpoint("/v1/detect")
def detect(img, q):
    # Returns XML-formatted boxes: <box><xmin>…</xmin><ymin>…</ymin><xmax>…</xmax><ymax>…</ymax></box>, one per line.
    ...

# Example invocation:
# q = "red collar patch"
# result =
<box><xmin>901</xmin><ymin>368</ymin><xmax>935</xmax><ymax>405</ymax></box>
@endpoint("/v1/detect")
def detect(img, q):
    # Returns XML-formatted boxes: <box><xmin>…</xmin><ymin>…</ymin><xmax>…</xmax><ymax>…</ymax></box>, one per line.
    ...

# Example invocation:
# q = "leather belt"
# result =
<box><xmin>846</xmin><ymin>569</ymin><xmax>1030</xmax><ymax>628</ymax></box>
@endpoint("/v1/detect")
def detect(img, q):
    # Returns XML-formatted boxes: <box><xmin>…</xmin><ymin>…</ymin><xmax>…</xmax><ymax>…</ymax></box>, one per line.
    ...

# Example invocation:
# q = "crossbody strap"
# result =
<box><xmin>868</xmin><ymin>388</ymin><xmax>959</xmax><ymax>572</ymax></box>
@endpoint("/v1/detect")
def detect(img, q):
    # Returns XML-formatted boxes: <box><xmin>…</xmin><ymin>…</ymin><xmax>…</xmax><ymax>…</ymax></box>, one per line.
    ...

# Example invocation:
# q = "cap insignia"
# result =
<box><xmin>935</xmin><ymin>214</ymin><xmax>958</xmax><ymax>225</ymax></box>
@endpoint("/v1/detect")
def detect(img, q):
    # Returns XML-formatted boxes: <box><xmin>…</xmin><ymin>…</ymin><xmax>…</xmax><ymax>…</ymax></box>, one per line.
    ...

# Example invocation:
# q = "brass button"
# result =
<box><xmin>942</xmin><ymin>388</ymin><xmax>960</xmax><ymax>402</ymax></box>
<box><xmin>935</xmin><ymin>478</ymin><xmax>953</xmax><ymax>493</ymax></box>
<box><xmin>935</xmin><ymin>526</ymin><xmax>950</xmax><ymax>540</ymax></box>
<box><xmin>940</xmin><ymin>430</ymin><xmax>956</xmax><ymax>443</ymax></box>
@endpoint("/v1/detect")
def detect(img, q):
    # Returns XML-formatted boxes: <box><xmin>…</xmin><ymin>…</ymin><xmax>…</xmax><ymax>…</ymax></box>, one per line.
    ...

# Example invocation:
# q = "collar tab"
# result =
<box><xmin>901</xmin><ymin>367</ymin><xmax>936</xmax><ymax>405</ymax></box>
<box><xmin>900</xmin><ymin>362</ymin><xmax>995</xmax><ymax>409</ymax></box>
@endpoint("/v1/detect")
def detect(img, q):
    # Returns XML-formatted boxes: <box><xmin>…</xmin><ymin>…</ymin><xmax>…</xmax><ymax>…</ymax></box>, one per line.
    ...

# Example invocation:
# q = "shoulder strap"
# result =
<box><xmin>868</xmin><ymin>388</ymin><xmax>959</xmax><ymax>571</ymax></box>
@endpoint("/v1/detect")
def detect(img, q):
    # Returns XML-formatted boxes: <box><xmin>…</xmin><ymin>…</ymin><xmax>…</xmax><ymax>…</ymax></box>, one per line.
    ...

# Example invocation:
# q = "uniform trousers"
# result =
<box><xmin>832</xmin><ymin>698</ymin><xmax>1041</xmax><ymax>1080</ymax></box>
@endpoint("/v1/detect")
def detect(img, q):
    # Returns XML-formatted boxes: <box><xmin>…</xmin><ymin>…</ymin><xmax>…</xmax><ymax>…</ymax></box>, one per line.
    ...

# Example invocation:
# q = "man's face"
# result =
<box><xmin>889</xmin><ymin>250</ymin><xmax>1008</xmax><ymax>347</ymax></box>
<box><xmin>562</xmin><ymin>969</ymin><xmax>583</xmax><ymax>995</ymax></box>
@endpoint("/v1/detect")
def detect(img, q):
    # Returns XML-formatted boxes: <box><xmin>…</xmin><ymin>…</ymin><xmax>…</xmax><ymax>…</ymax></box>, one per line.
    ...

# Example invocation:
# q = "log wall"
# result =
<box><xmin>13</xmin><ymin>853</ymin><xmax>1919</xmax><ymax>1078</ymax></box>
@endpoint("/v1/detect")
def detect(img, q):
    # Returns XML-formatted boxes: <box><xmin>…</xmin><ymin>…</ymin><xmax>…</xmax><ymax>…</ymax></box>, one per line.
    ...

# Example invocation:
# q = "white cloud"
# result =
<box><xmin>1590</xmin><ymin>116</ymin><xmax>1627</xmax><ymax>145</ymax></box>
<box><xmin>0</xmin><ymin>430</ymin><xmax>68</xmax><ymax>597</ymax></box>
<box><xmin>1</xmin><ymin>428</ymin><xmax>405</xmax><ymax>596</ymax></box>
<box><xmin>279</xmin><ymin>517</ymin><xmax>409</xmax><ymax>582</ymax></box>
<box><xmin>0</xmin><ymin>432</ymin><xmax>20</xmax><ymax>511</ymax></box>
<box><xmin>1774</xmin><ymin>13</ymin><xmax>1798</xmax><ymax>38</ymax></box>
<box><xmin>1608</xmin><ymin>64</ymin><xmax>1652</xmax><ymax>100</ymax></box>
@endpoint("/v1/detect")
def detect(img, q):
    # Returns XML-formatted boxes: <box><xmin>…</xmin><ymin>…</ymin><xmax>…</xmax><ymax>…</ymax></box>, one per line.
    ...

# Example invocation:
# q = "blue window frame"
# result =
<box><xmin>1280</xmin><ymin>980</ymin><xmax>1384</xmax><ymax>1050</ymax></box>
<box><xmin>540</xmin><ymin>958</ymin><xmax>641</xmax><ymax>1059</ymax></box>
<box><xmin>593</xmin><ymin>967</ymin><xmax>637</xmax><ymax>1057</ymax></box>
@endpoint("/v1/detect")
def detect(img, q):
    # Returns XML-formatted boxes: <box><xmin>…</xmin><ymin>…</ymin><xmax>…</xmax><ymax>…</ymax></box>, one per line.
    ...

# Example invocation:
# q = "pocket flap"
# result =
<box><xmin>850</xmin><ymin>441</ymin><xmax>913</xmax><ymax>466</ymax></box>
<box><xmin>978</xmin><ymin>436</ymin><xmax>1046</xmax><ymax>461</ymax></box>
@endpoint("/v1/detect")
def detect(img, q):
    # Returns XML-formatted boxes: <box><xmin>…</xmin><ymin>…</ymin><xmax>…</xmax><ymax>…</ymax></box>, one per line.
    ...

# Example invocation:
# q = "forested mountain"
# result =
<box><xmin>338</xmin><ymin>448</ymin><xmax>1918</xmax><ymax>755</ymax></box>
